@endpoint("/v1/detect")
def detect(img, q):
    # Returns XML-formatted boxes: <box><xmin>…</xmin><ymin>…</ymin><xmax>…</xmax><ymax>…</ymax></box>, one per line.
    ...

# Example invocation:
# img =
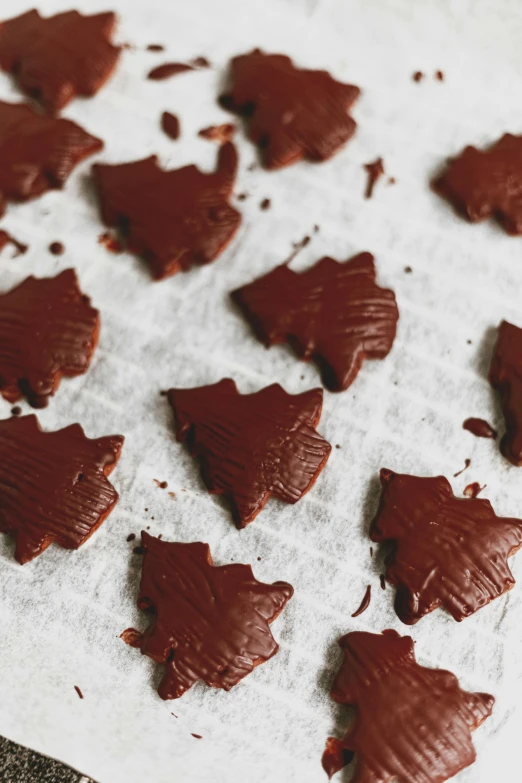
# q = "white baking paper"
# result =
<box><xmin>0</xmin><ymin>0</ymin><xmax>522</xmax><ymax>780</ymax></box>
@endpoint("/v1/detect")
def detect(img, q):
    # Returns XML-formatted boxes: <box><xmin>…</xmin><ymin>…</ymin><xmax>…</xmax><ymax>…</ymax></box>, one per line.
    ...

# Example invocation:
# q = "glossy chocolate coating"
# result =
<box><xmin>0</xmin><ymin>10</ymin><xmax>120</xmax><ymax>114</ymax></box>
<box><xmin>370</xmin><ymin>469</ymin><xmax>522</xmax><ymax>623</ymax></box>
<box><xmin>0</xmin><ymin>269</ymin><xmax>99</xmax><ymax>407</ymax></box>
<box><xmin>489</xmin><ymin>320</ymin><xmax>522</xmax><ymax>464</ymax></box>
<box><xmin>93</xmin><ymin>142</ymin><xmax>241</xmax><ymax>280</ymax></box>
<box><xmin>220</xmin><ymin>49</ymin><xmax>360</xmax><ymax>169</ymax></box>
<box><xmin>0</xmin><ymin>101</ymin><xmax>102</xmax><ymax>217</ymax></box>
<box><xmin>168</xmin><ymin>379</ymin><xmax>331</xmax><ymax>527</ymax></box>
<box><xmin>322</xmin><ymin>630</ymin><xmax>494</xmax><ymax>782</ymax></box>
<box><xmin>433</xmin><ymin>134</ymin><xmax>522</xmax><ymax>234</ymax></box>
<box><xmin>232</xmin><ymin>253</ymin><xmax>398</xmax><ymax>392</ymax></box>
<box><xmin>0</xmin><ymin>415</ymin><xmax>123</xmax><ymax>564</ymax></box>
<box><xmin>129</xmin><ymin>532</ymin><xmax>293</xmax><ymax>699</ymax></box>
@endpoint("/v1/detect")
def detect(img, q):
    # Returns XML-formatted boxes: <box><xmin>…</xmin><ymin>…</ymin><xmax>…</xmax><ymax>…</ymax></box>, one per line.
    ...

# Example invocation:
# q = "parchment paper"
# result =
<box><xmin>0</xmin><ymin>0</ymin><xmax>521</xmax><ymax>780</ymax></box>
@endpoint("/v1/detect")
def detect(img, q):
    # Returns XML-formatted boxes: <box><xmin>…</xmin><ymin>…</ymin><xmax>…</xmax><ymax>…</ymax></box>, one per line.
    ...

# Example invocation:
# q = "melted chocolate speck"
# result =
<box><xmin>404</xmin><ymin>266</ymin><xmax>412</xmax><ymax>273</ymax></box>
<box><xmin>260</xmin><ymin>198</ymin><xmax>271</xmax><ymax>210</ymax></box>
<box><xmin>48</xmin><ymin>241</ymin><xmax>64</xmax><ymax>255</ymax></box>
<box><xmin>147</xmin><ymin>62</ymin><xmax>194</xmax><ymax>80</ymax></box>
<box><xmin>74</xmin><ymin>686</ymin><xmax>83</xmax><ymax>700</ymax></box>
<box><xmin>351</xmin><ymin>585</ymin><xmax>371</xmax><ymax>617</ymax></box>
<box><xmin>127</xmin><ymin>533</ymin><xmax>136</xmax><ymax>542</ymax></box>
<box><xmin>435</xmin><ymin>70</ymin><xmax>444</xmax><ymax>81</ymax></box>
<box><xmin>363</xmin><ymin>157</ymin><xmax>384</xmax><ymax>199</ymax></box>
<box><xmin>147</xmin><ymin>44</ymin><xmax>165</xmax><ymax>52</ymax></box>
<box><xmin>413</xmin><ymin>71</ymin><xmax>424</xmax><ymax>82</ymax></box>
<box><xmin>191</xmin><ymin>733</ymin><xmax>203</xmax><ymax>739</ymax></box>
<box><xmin>463</xmin><ymin>418</ymin><xmax>497</xmax><ymax>439</ymax></box>
<box><xmin>10</xmin><ymin>406</ymin><xmax>21</xmax><ymax>416</ymax></box>
<box><xmin>454</xmin><ymin>458</ymin><xmax>471</xmax><ymax>477</ymax></box>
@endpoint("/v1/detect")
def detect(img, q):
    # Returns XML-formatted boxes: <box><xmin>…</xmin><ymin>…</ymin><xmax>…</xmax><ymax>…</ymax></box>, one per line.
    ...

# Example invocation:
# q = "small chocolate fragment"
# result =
<box><xmin>93</xmin><ymin>143</ymin><xmax>241</xmax><ymax>280</ymax></box>
<box><xmin>454</xmin><ymin>458</ymin><xmax>471</xmax><ymax>477</ymax></box>
<box><xmin>232</xmin><ymin>253</ymin><xmax>399</xmax><ymax>392</ymax></box>
<box><xmin>126</xmin><ymin>533</ymin><xmax>136</xmax><ymax>542</ymax></box>
<box><xmin>191</xmin><ymin>56</ymin><xmax>210</xmax><ymax>68</ymax></box>
<box><xmin>0</xmin><ymin>269</ymin><xmax>99</xmax><ymax>407</ymax></box>
<box><xmin>435</xmin><ymin>70</ymin><xmax>444</xmax><ymax>81</ymax></box>
<box><xmin>168</xmin><ymin>379</ymin><xmax>331</xmax><ymax>527</ymax></box>
<box><xmin>220</xmin><ymin>49</ymin><xmax>360</xmax><ymax>169</ymax></box>
<box><xmin>464</xmin><ymin>482</ymin><xmax>485</xmax><ymax>498</ymax></box>
<box><xmin>120</xmin><ymin>627</ymin><xmax>142</xmax><ymax>648</ymax></box>
<box><xmin>0</xmin><ymin>415</ymin><xmax>123</xmax><ymax>564</ymax></box>
<box><xmin>371</xmin><ymin>468</ymin><xmax>522</xmax><ymax>623</ymax></box>
<box><xmin>0</xmin><ymin>10</ymin><xmax>120</xmax><ymax>114</ymax></box>
<box><xmin>161</xmin><ymin>111</ymin><xmax>180</xmax><ymax>140</ymax></box>
<box><xmin>463</xmin><ymin>417</ymin><xmax>497</xmax><ymax>439</ymax></box>
<box><xmin>147</xmin><ymin>44</ymin><xmax>164</xmax><ymax>52</ymax></box>
<box><xmin>404</xmin><ymin>265</ymin><xmax>412</xmax><ymax>273</ymax></box>
<box><xmin>363</xmin><ymin>157</ymin><xmax>384</xmax><ymax>199</ymax></box>
<box><xmin>489</xmin><ymin>321</ymin><xmax>522</xmax><ymax>464</ymax></box>
<box><xmin>198</xmin><ymin>124</ymin><xmax>236</xmax><ymax>143</ymax></box>
<box><xmin>10</xmin><ymin>406</ymin><xmax>21</xmax><ymax>416</ymax></box>
<box><xmin>379</xmin><ymin>574</ymin><xmax>386</xmax><ymax>590</ymax></box>
<box><xmin>0</xmin><ymin>101</ymin><xmax>102</xmax><ymax>216</ymax></box>
<box><xmin>284</xmin><ymin>234</ymin><xmax>311</xmax><ymax>265</ymax></box>
<box><xmin>147</xmin><ymin>62</ymin><xmax>194</xmax><ymax>80</ymax></box>
<box><xmin>98</xmin><ymin>231</ymin><xmax>123</xmax><ymax>254</ymax></box>
<box><xmin>433</xmin><ymin>134</ymin><xmax>522</xmax><ymax>233</ymax></box>
<box><xmin>412</xmin><ymin>71</ymin><xmax>424</xmax><ymax>82</ymax></box>
<box><xmin>191</xmin><ymin>734</ymin><xmax>203</xmax><ymax>739</ymax></box>
<box><xmin>74</xmin><ymin>686</ymin><xmax>84</xmax><ymax>700</ymax></box>
<box><xmin>126</xmin><ymin>532</ymin><xmax>293</xmax><ymax>699</ymax></box>
<box><xmin>48</xmin><ymin>241</ymin><xmax>64</xmax><ymax>256</ymax></box>
<box><xmin>322</xmin><ymin>630</ymin><xmax>494</xmax><ymax>781</ymax></box>
<box><xmin>236</xmin><ymin>193</ymin><xmax>248</xmax><ymax>201</ymax></box>
<box><xmin>0</xmin><ymin>230</ymin><xmax>27</xmax><ymax>257</ymax></box>
<box><xmin>260</xmin><ymin>198</ymin><xmax>271</xmax><ymax>210</ymax></box>
<box><xmin>153</xmin><ymin>479</ymin><xmax>168</xmax><ymax>489</ymax></box>
<box><xmin>351</xmin><ymin>585</ymin><xmax>371</xmax><ymax>617</ymax></box>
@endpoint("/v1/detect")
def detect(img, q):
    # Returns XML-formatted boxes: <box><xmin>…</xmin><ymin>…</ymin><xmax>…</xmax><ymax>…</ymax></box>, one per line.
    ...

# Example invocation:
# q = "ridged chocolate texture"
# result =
<box><xmin>322</xmin><ymin>630</ymin><xmax>494</xmax><ymax>782</ymax></box>
<box><xmin>220</xmin><ymin>49</ymin><xmax>360</xmax><ymax>169</ymax></box>
<box><xmin>132</xmin><ymin>532</ymin><xmax>293</xmax><ymax>699</ymax></box>
<box><xmin>370</xmin><ymin>469</ymin><xmax>522</xmax><ymax>624</ymax></box>
<box><xmin>489</xmin><ymin>320</ymin><xmax>522</xmax><ymax>464</ymax></box>
<box><xmin>0</xmin><ymin>9</ymin><xmax>120</xmax><ymax>114</ymax></box>
<box><xmin>0</xmin><ymin>269</ymin><xmax>99</xmax><ymax>407</ymax></box>
<box><xmin>167</xmin><ymin>379</ymin><xmax>331</xmax><ymax>527</ymax></box>
<box><xmin>0</xmin><ymin>101</ymin><xmax>102</xmax><ymax>217</ymax></box>
<box><xmin>433</xmin><ymin>134</ymin><xmax>522</xmax><ymax>234</ymax></box>
<box><xmin>93</xmin><ymin>142</ymin><xmax>241</xmax><ymax>280</ymax></box>
<box><xmin>232</xmin><ymin>253</ymin><xmax>399</xmax><ymax>391</ymax></box>
<box><xmin>0</xmin><ymin>415</ymin><xmax>123</xmax><ymax>564</ymax></box>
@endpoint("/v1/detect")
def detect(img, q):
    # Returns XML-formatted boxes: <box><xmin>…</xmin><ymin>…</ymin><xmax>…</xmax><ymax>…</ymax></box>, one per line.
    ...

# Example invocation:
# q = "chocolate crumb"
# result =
<box><xmin>171</xmin><ymin>713</ymin><xmax>178</xmax><ymax>718</ymax></box>
<box><xmin>168</xmin><ymin>491</ymin><xmax>176</xmax><ymax>500</ymax></box>
<box><xmin>257</xmin><ymin>556</ymin><xmax>261</xmax><ymax>561</ymax></box>
<box><xmin>191</xmin><ymin>733</ymin><xmax>203</xmax><ymax>739</ymax></box>
<box><xmin>74</xmin><ymin>686</ymin><xmax>83</xmax><ymax>700</ymax></box>
<box><xmin>10</xmin><ymin>406</ymin><xmax>21</xmax><ymax>416</ymax></box>
<box><xmin>191</xmin><ymin>56</ymin><xmax>210</xmax><ymax>68</ymax></box>
<box><xmin>467</xmin><ymin>340</ymin><xmax>472</xmax><ymax>345</ymax></box>
<box><xmin>335</xmin><ymin>444</ymin><xmax>341</xmax><ymax>449</ymax></box>
<box><xmin>379</xmin><ymin>574</ymin><xmax>386</xmax><ymax>590</ymax></box>
<box><xmin>147</xmin><ymin>44</ymin><xmax>165</xmax><ymax>52</ymax></box>
<box><xmin>404</xmin><ymin>266</ymin><xmax>412</xmax><ymax>273</ymax></box>
<box><xmin>370</xmin><ymin>546</ymin><xmax>373</xmax><ymax>557</ymax></box>
<box><xmin>144</xmin><ymin>507</ymin><xmax>149</xmax><ymax>512</ymax></box>
<box><xmin>435</xmin><ymin>70</ymin><xmax>444</xmax><ymax>81</ymax></box>
<box><xmin>49</xmin><ymin>241</ymin><xmax>65</xmax><ymax>255</ymax></box>
<box><xmin>313</xmin><ymin>224</ymin><xmax>320</xmax><ymax>233</ymax></box>
<box><xmin>260</xmin><ymin>198</ymin><xmax>271</xmax><ymax>210</ymax></box>
<box><xmin>364</xmin><ymin>158</ymin><xmax>385</xmax><ymax>199</ymax></box>
<box><xmin>127</xmin><ymin>533</ymin><xmax>136</xmax><ymax>542</ymax></box>
<box><xmin>146</xmin><ymin>526</ymin><xmax>150</xmax><ymax>530</ymax></box>
<box><xmin>237</xmin><ymin>193</ymin><xmax>248</xmax><ymax>201</ymax></box>
<box><xmin>412</xmin><ymin>71</ymin><xmax>424</xmax><ymax>82</ymax></box>
<box><xmin>453</xmin><ymin>458</ymin><xmax>471</xmax><ymax>478</ymax></box>
<box><xmin>388</xmin><ymin>177</ymin><xmax>396</xmax><ymax>185</ymax></box>
<box><xmin>153</xmin><ymin>479</ymin><xmax>168</xmax><ymax>489</ymax></box>
<box><xmin>351</xmin><ymin>585</ymin><xmax>372</xmax><ymax>617</ymax></box>
<box><xmin>284</xmin><ymin>234</ymin><xmax>311</xmax><ymax>264</ymax></box>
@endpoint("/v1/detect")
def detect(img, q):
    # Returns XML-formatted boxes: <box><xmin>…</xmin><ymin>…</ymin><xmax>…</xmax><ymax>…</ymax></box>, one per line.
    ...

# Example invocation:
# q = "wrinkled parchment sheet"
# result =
<box><xmin>0</xmin><ymin>0</ymin><xmax>521</xmax><ymax>780</ymax></box>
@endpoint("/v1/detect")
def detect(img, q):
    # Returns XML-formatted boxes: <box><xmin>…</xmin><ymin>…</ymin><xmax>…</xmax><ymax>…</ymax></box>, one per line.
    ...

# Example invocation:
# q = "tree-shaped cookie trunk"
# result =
<box><xmin>232</xmin><ymin>253</ymin><xmax>399</xmax><ymax>391</ymax></box>
<box><xmin>370</xmin><ymin>469</ymin><xmax>522</xmax><ymax>623</ymax></box>
<box><xmin>129</xmin><ymin>532</ymin><xmax>293</xmax><ymax>699</ymax></box>
<box><xmin>323</xmin><ymin>630</ymin><xmax>494</xmax><ymax>782</ymax></box>
<box><xmin>0</xmin><ymin>415</ymin><xmax>123</xmax><ymax>564</ymax></box>
<box><xmin>168</xmin><ymin>379</ymin><xmax>331</xmax><ymax>527</ymax></box>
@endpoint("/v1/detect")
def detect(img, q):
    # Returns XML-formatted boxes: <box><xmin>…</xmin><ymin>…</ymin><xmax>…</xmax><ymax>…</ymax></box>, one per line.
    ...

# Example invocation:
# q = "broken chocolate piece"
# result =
<box><xmin>433</xmin><ymin>134</ymin><xmax>522</xmax><ymax>234</ymax></box>
<box><xmin>0</xmin><ymin>414</ymin><xmax>123</xmax><ymax>564</ymax></box>
<box><xmin>191</xmin><ymin>56</ymin><xmax>210</xmax><ymax>68</ymax></box>
<box><xmin>147</xmin><ymin>62</ymin><xmax>194</xmax><ymax>80</ymax></box>
<box><xmin>0</xmin><ymin>101</ymin><xmax>102</xmax><ymax>217</ymax></box>
<box><xmin>232</xmin><ymin>253</ymin><xmax>399</xmax><ymax>392</ymax></box>
<box><xmin>0</xmin><ymin>229</ymin><xmax>27</xmax><ymax>257</ymax></box>
<box><xmin>412</xmin><ymin>71</ymin><xmax>424</xmax><ymax>82</ymax></box>
<box><xmin>435</xmin><ymin>70</ymin><xmax>444</xmax><ymax>81</ymax></box>
<box><xmin>198</xmin><ymin>123</ymin><xmax>236</xmax><ymax>143</ymax></box>
<box><xmin>463</xmin><ymin>417</ymin><xmax>497</xmax><ymax>439</ymax></box>
<box><xmin>370</xmin><ymin>468</ymin><xmax>522</xmax><ymax>623</ymax></box>
<box><xmin>260</xmin><ymin>198</ymin><xmax>271</xmax><ymax>210</ymax></box>
<box><xmin>464</xmin><ymin>482</ymin><xmax>485</xmax><ymax>498</ymax></box>
<box><xmin>0</xmin><ymin>269</ymin><xmax>99</xmax><ymax>407</ymax></box>
<box><xmin>93</xmin><ymin>142</ymin><xmax>241</xmax><ymax>280</ymax></box>
<box><xmin>323</xmin><ymin>630</ymin><xmax>494</xmax><ymax>781</ymax></box>
<box><xmin>161</xmin><ymin>111</ymin><xmax>180</xmax><ymax>140</ymax></box>
<box><xmin>0</xmin><ymin>10</ymin><xmax>120</xmax><ymax>114</ymax></box>
<box><xmin>168</xmin><ymin>379</ymin><xmax>331</xmax><ymax>527</ymax></box>
<box><xmin>126</xmin><ymin>532</ymin><xmax>293</xmax><ymax>699</ymax></box>
<box><xmin>363</xmin><ymin>157</ymin><xmax>384</xmax><ymax>199</ymax></box>
<box><xmin>489</xmin><ymin>321</ymin><xmax>522</xmax><ymax>464</ymax></box>
<box><xmin>351</xmin><ymin>585</ymin><xmax>371</xmax><ymax>617</ymax></box>
<box><xmin>220</xmin><ymin>49</ymin><xmax>360</xmax><ymax>169</ymax></box>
